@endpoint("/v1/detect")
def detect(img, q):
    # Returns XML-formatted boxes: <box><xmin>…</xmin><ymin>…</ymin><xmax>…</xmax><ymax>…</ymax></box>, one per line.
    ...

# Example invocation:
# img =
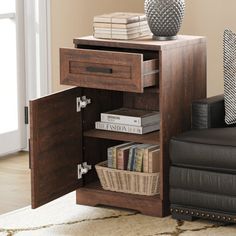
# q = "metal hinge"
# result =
<box><xmin>76</xmin><ymin>96</ymin><xmax>91</xmax><ymax>112</ymax></box>
<box><xmin>24</xmin><ymin>106</ymin><xmax>29</xmax><ymax>124</ymax></box>
<box><xmin>77</xmin><ymin>162</ymin><xmax>92</xmax><ymax>179</ymax></box>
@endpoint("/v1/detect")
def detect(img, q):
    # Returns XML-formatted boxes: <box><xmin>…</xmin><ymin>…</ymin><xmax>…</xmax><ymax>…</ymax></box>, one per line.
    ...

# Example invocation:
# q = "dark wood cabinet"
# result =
<box><xmin>30</xmin><ymin>35</ymin><xmax>206</xmax><ymax>217</ymax></box>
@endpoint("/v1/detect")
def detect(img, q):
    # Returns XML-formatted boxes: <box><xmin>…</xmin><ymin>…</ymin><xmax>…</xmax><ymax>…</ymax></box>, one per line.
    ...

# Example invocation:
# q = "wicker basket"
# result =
<box><xmin>95</xmin><ymin>161</ymin><xmax>160</xmax><ymax>196</ymax></box>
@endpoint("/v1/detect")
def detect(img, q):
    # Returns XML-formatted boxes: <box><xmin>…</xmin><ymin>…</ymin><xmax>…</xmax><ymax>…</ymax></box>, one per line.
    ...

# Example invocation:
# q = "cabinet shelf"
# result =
<box><xmin>144</xmin><ymin>87</ymin><xmax>159</xmax><ymax>94</ymax></box>
<box><xmin>84</xmin><ymin>129</ymin><xmax>160</xmax><ymax>145</ymax></box>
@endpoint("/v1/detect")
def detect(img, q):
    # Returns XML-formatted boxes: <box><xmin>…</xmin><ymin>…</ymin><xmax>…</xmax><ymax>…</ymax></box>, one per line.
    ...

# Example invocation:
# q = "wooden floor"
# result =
<box><xmin>0</xmin><ymin>151</ymin><xmax>30</xmax><ymax>215</ymax></box>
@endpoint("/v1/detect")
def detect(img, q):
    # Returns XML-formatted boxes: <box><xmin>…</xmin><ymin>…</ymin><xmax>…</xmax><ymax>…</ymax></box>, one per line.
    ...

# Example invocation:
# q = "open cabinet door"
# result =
<box><xmin>30</xmin><ymin>87</ymin><xmax>83</xmax><ymax>208</ymax></box>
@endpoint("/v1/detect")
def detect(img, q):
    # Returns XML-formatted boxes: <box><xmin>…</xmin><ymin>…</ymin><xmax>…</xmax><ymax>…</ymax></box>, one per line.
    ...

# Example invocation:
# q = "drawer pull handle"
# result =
<box><xmin>86</xmin><ymin>66</ymin><xmax>113</xmax><ymax>74</ymax></box>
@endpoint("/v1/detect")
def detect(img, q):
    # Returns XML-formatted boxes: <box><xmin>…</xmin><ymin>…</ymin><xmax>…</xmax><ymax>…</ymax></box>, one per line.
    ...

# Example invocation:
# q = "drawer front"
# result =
<box><xmin>60</xmin><ymin>48</ymin><xmax>146</xmax><ymax>93</ymax></box>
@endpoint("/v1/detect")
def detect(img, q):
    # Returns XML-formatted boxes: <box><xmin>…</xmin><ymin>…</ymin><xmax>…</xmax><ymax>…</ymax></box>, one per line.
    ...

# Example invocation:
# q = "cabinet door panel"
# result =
<box><xmin>30</xmin><ymin>87</ymin><xmax>83</xmax><ymax>208</ymax></box>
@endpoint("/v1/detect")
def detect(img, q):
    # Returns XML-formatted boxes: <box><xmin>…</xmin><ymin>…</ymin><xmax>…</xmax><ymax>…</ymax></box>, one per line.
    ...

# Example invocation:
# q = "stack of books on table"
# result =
<box><xmin>95</xmin><ymin>107</ymin><xmax>160</xmax><ymax>135</ymax></box>
<box><xmin>107</xmin><ymin>142</ymin><xmax>160</xmax><ymax>172</ymax></box>
<box><xmin>93</xmin><ymin>12</ymin><xmax>151</xmax><ymax>40</ymax></box>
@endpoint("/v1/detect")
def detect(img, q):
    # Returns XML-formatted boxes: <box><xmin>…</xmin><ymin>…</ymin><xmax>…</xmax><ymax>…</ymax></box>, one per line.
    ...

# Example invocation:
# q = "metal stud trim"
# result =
<box><xmin>170</xmin><ymin>206</ymin><xmax>236</xmax><ymax>223</ymax></box>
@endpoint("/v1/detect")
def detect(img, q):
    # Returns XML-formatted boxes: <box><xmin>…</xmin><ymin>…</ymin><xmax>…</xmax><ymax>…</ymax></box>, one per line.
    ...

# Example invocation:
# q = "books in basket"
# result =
<box><xmin>107</xmin><ymin>142</ymin><xmax>134</xmax><ymax>168</ymax></box>
<box><xmin>117</xmin><ymin>143</ymin><xmax>135</xmax><ymax>170</ymax></box>
<box><xmin>126</xmin><ymin>144</ymin><xmax>160</xmax><ymax>172</ymax></box>
<box><xmin>133</xmin><ymin>144</ymin><xmax>150</xmax><ymax>172</ymax></box>
<box><xmin>101</xmin><ymin>108</ymin><xmax>160</xmax><ymax>126</ymax></box>
<box><xmin>143</xmin><ymin>145</ymin><xmax>160</xmax><ymax>173</ymax></box>
<box><xmin>148</xmin><ymin>149</ymin><xmax>160</xmax><ymax>173</ymax></box>
<box><xmin>108</xmin><ymin>143</ymin><xmax>160</xmax><ymax>172</ymax></box>
<box><xmin>95</xmin><ymin>121</ymin><xmax>160</xmax><ymax>135</ymax></box>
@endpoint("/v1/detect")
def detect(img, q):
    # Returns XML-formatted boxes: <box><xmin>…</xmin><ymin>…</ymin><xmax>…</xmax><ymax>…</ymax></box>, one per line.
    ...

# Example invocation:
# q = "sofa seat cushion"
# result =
<box><xmin>170</xmin><ymin>127</ymin><xmax>236</xmax><ymax>173</ymax></box>
<box><xmin>170</xmin><ymin>166</ymin><xmax>236</xmax><ymax>196</ymax></box>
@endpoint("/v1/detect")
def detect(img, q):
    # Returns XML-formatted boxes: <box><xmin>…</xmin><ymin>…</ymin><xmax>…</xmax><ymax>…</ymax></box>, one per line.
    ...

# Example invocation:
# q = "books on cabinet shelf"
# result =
<box><xmin>95</xmin><ymin>121</ymin><xmax>159</xmax><ymax>134</ymax></box>
<box><xmin>93</xmin><ymin>12</ymin><xmax>151</xmax><ymax>40</ymax></box>
<box><xmin>101</xmin><ymin>108</ymin><xmax>160</xmax><ymax>126</ymax></box>
<box><xmin>95</xmin><ymin>108</ymin><xmax>160</xmax><ymax>135</ymax></box>
<box><xmin>107</xmin><ymin>142</ymin><xmax>160</xmax><ymax>173</ymax></box>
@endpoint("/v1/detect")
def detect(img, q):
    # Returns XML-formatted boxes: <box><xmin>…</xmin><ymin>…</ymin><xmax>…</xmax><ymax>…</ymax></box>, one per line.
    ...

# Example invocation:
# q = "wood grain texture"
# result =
<box><xmin>30</xmin><ymin>87</ymin><xmax>83</xmax><ymax>208</ymax></box>
<box><xmin>76</xmin><ymin>182</ymin><xmax>163</xmax><ymax>217</ymax></box>
<box><xmin>123</xmin><ymin>89</ymin><xmax>159</xmax><ymax>111</ymax></box>
<box><xmin>158</xmin><ymin>41</ymin><xmax>207</xmax><ymax>215</ymax></box>
<box><xmin>74</xmin><ymin>35</ymin><xmax>206</xmax><ymax>51</ymax></box>
<box><xmin>60</xmin><ymin>48</ymin><xmax>158</xmax><ymax>93</ymax></box>
<box><xmin>73</xmin><ymin>36</ymin><xmax>206</xmax><ymax>217</ymax></box>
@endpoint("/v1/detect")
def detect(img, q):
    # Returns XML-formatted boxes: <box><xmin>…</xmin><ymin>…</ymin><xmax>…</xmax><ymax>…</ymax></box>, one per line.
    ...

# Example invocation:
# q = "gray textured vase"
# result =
<box><xmin>144</xmin><ymin>0</ymin><xmax>185</xmax><ymax>40</ymax></box>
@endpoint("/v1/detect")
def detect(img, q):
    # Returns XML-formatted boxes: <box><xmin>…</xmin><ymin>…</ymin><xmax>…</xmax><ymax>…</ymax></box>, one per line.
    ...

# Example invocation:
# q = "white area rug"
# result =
<box><xmin>0</xmin><ymin>192</ymin><xmax>236</xmax><ymax>236</ymax></box>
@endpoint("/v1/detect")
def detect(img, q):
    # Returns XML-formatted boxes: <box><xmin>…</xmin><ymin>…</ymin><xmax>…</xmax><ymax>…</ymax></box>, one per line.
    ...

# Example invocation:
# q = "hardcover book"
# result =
<box><xmin>148</xmin><ymin>149</ymin><xmax>160</xmax><ymax>173</ymax></box>
<box><xmin>108</xmin><ymin>142</ymin><xmax>133</xmax><ymax>169</ymax></box>
<box><xmin>95</xmin><ymin>121</ymin><xmax>160</xmax><ymax>134</ymax></box>
<box><xmin>143</xmin><ymin>145</ymin><xmax>160</xmax><ymax>173</ymax></box>
<box><xmin>127</xmin><ymin>145</ymin><xmax>139</xmax><ymax>171</ymax></box>
<box><xmin>94</xmin><ymin>31</ymin><xmax>150</xmax><ymax>40</ymax></box>
<box><xmin>94</xmin><ymin>12</ymin><xmax>146</xmax><ymax>24</ymax></box>
<box><xmin>117</xmin><ymin>143</ymin><xmax>134</xmax><ymax>170</ymax></box>
<box><xmin>107</xmin><ymin>147</ymin><xmax>113</xmax><ymax>168</ymax></box>
<box><xmin>133</xmin><ymin>144</ymin><xmax>150</xmax><ymax>172</ymax></box>
<box><xmin>93</xmin><ymin>20</ymin><xmax>148</xmax><ymax>29</ymax></box>
<box><xmin>94</xmin><ymin>26</ymin><xmax>150</xmax><ymax>35</ymax></box>
<box><xmin>101</xmin><ymin>108</ymin><xmax>160</xmax><ymax>126</ymax></box>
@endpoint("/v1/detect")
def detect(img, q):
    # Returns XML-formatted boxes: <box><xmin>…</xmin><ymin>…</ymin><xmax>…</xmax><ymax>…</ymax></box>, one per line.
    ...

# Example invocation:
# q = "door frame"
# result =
<box><xmin>24</xmin><ymin>0</ymin><xmax>52</xmax><ymax>145</ymax></box>
<box><xmin>16</xmin><ymin>0</ymin><xmax>27</xmax><ymax>151</ymax></box>
<box><xmin>0</xmin><ymin>0</ymin><xmax>51</xmax><ymax>155</ymax></box>
<box><xmin>0</xmin><ymin>1</ymin><xmax>27</xmax><ymax>156</ymax></box>
<box><xmin>24</xmin><ymin>0</ymin><xmax>52</xmax><ymax>100</ymax></box>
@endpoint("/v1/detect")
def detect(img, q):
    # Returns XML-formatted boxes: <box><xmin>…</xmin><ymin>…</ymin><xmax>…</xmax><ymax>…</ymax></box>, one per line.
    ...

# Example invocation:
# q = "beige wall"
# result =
<box><xmin>51</xmin><ymin>0</ymin><xmax>236</xmax><ymax>96</ymax></box>
<box><xmin>50</xmin><ymin>0</ymin><xmax>144</xmax><ymax>92</ymax></box>
<box><xmin>180</xmin><ymin>0</ymin><xmax>236</xmax><ymax>96</ymax></box>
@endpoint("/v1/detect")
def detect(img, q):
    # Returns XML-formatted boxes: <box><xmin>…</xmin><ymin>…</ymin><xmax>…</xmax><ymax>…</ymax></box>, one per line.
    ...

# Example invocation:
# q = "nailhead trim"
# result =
<box><xmin>171</xmin><ymin>206</ymin><xmax>236</xmax><ymax>223</ymax></box>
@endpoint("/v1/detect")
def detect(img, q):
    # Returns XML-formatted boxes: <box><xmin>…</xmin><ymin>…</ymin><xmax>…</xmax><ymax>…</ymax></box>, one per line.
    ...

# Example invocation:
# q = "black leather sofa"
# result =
<box><xmin>170</xmin><ymin>95</ymin><xmax>236</xmax><ymax>223</ymax></box>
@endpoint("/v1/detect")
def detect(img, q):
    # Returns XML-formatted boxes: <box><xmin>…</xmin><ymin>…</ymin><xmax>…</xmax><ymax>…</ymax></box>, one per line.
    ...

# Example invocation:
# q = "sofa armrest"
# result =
<box><xmin>191</xmin><ymin>95</ymin><xmax>225</xmax><ymax>129</ymax></box>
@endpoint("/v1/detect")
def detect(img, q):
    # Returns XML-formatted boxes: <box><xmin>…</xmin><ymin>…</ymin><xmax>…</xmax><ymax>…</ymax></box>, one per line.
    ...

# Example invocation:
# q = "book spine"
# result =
<box><xmin>95</xmin><ymin>122</ymin><xmax>143</xmax><ymax>134</ymax></box>
<box><xmin>93</xmin><ymin>21</ymin><xmax>148</xmax><ymax>29</ymax></box>
<box><xmin>123</xmin><ymin>149</ymin><xmax>130</xmax><ymax>170</ymax></box>
<box><xmin>132</xmin><ymin>148</ymin><xmax>138</xmax><ymax>171</ymax></box>
<box><xmin>127</xmin><ymin>147</ymin><xmax>135</xmax><ymax>171</ymax></box>
<box><xmin>94</xmin><ymin>31</ymin><xmax>150</xmax><ymax>40</ymax></box>
<box><xmin>143</xmin><ymin>149</ymin><xmax>149</xmax><ymax>173</ymax></box>
<box><xmin>134</xmin><ymin>149</ymin><xmax>143</xmax><ymax>172</ymax></box>
<box><xmin>107</xmin><ymin>147</ymin><xmax>113</xmax><ymax>168</ymax></box>
<box><xmin>148</xmin><ymin>149</ymin><xmax>160</xmax><ymax>173</ymax></box>
<box><xmin>117</xmin><ymin>149</ymin><xmax>124</xmax><ymax>170</ymax></box>
<box><xmin>94</xmin><ymin>26</ymin><xmax>149</xmax><ymax>34</ymax></box>
<box><xmin>112</xmin><ymin>148</ymin><xmax>117</xmax><ymax>169</ymax></box>
<box><xmin>101</xmin><ymin>114</ymin><xmax>141</xmax><ymax>126</ymax></box>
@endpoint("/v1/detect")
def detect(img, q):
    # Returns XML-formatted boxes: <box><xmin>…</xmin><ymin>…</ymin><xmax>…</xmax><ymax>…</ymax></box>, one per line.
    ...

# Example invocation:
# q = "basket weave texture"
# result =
<box><xmin>95</xmin><ymin>161</ymin><xmax>160</xmax><ymax>196</ymax></box>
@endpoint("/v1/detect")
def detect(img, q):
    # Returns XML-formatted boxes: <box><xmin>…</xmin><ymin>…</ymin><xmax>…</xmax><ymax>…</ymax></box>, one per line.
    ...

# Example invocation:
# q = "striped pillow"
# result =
<box><xmin>223</xmin><ymin>29</ymin><xmax>236</xmax><ymax>124</ymax></box>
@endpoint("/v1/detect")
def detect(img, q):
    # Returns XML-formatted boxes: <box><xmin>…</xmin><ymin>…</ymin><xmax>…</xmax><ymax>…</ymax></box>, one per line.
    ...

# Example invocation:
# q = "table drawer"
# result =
<box><xmin>60</xmin><ymin>48</ymin><xmax>159</xmax><ymax>93</ymax></box>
